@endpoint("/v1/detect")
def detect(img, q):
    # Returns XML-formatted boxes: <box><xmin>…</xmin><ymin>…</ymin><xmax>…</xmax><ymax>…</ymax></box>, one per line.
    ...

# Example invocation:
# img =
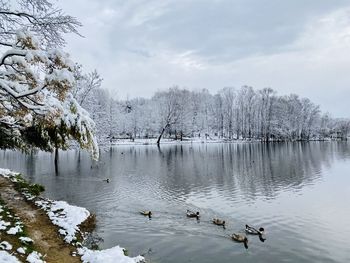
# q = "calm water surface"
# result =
<box><xmin>1</xmin><ymin>142</ymin><xmax>350</xmax><ymax>263</ymax></box>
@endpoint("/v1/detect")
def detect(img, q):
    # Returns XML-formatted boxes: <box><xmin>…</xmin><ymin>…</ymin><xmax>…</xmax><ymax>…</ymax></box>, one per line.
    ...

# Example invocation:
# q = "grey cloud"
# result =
<box><xmin>57</xmin><ymin>0</ymin><xmax>350</xmax><ymax>117</ymax></box>
<box><xmin>99</xmin><ymin>0</ymin><xmax>350</xmax><ymax>61</ymax></box>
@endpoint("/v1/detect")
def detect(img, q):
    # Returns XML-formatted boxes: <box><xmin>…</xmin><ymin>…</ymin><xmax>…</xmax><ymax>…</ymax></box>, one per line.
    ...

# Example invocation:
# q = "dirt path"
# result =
<box><xmin>0</xmin><ymin>176</ymin><xmax>81</xmax><ymax>263</ymax></box>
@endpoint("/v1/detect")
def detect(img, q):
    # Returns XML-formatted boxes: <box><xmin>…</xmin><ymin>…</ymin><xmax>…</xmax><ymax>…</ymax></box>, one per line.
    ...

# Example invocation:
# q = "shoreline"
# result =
<box><xmin>109</xmin><ymin>137</ymin><xmax>347</xmax><ymax>146</ymax></box>
<box><xmin>0</xmin><ymin>168</ymin><xmax>144</xmax><ymax>263</ymax></box>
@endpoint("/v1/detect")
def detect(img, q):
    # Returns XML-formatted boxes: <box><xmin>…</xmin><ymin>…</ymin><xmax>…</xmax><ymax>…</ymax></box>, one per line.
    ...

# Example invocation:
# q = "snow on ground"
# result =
<box><xmin>0</xmin><ymin>251</ymin><xmax>21</xmax><ymax>263</ymax></box>
<box><xmin>7</xmin><ymin>225</ymin><xmax>23</xmax><ymax>235</ymax></box>
<box><xmin>0</xmin><ymin>168</ymin><xmax>17</xmax><ymax>177</ymax></box>
<box><xmin>19</xmin><ymin>237</ymin><xmax>33</xmax><ymax>244</ymax></box>
<box><xmin>17</xmin><ymin>247</ymin><xmax>26</xmax><ymax>254</ymax></box>
<box><xmin>0</xmin><ymin>241</ymin><xmax>13</xmax><ymax>250</ymax></box>
<box><xmin>78</xmin><ymin>246</ymin><xmax>144</xmax><ymax>263</ymax></box>
<box><xmin>0</xmin><ymin>219</ymin><xmax>11</xmax><ymax>230</ymax></box>
<box><xmin>35</xmin><ymin>199</ymin><xmax>90</xmax><ymax>243</ymax></box>
<box><xmin>26</xmin><ymin>251</ymin><xmax>46</xmax><ymax>263</ymax></box>
<box><xmin>111</xmin><ymin>137</ymin><xmax>226</xmax><ymax>146</ymax></box>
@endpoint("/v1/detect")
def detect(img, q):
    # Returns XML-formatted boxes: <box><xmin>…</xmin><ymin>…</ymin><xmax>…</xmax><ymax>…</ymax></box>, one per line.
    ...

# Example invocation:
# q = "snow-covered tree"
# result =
<box><xmin>219</xmin><ymin>87</ymin><xmax>236</xmax><ymax>139</ymax></box>
<box><xmin>0</xmin><ymin>0</ymin><xmax>81</xmax><ymax>47</ymax></box>
<box><xmin>72</xmin><ymin>84</ymin><xmax>348</xmax><ymax>145</ymax></box>
<box><xmin>0</xmin><ymin>30</ymin><xmax>98</xmax><ymax>158</ymax></box>
<box><xmin>153</xmin><ymin>87</ymin><xmax>189</xmax><ymax>144</ymax></box>
<box><xmin>0</xmin><ymin>0</ymin><xmax>98</xmax><ymax>159</ymax></box>
<box><xmin>72</xmin><ymin>64</ymin><xmax>103</xmax><ymax>106</ymax></box>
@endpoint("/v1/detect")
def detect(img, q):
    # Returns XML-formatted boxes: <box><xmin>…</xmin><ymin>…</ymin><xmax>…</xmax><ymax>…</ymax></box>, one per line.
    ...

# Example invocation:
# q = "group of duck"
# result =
<box><xmin>139</xmin><ymin>209</ymin><xmax>265</xmax><ymax>249</ymax></box>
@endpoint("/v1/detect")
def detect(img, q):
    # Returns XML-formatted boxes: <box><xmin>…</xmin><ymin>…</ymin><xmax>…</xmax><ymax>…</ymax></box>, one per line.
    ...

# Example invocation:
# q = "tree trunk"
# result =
<box><xmin>220</xmin><ymin>113</ymin><xmax>224</xmax><ymax>138</ymax></box>
<box><xmin>54</xmin><ymin>147</ymin><xmax>59</xmax><ymax>174</ymax></box>
<box><xmin>157</xmin><ymin>124</ymin><xmax>168</xmax><ymax>145</ymax></box>
<box><xmin>228</xmin><ymin>120</ymin><xmax>232</xmax><ymax>140</ymax></box>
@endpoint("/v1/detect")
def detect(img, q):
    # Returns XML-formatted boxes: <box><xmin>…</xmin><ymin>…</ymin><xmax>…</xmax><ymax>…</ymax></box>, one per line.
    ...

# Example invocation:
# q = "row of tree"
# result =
<box><xmin>75</xmin><ymin>82</ymin><xmax>350</xmax><ymax>145</ymax></box>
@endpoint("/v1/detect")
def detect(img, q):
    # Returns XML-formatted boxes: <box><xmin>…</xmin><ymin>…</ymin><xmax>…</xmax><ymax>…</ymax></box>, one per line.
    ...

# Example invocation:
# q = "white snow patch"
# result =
<box><xmin>78</xmin><ymin>246</ymin><xmax>144</xmax><ymax>263</ymax></box>
<box><xmin>0</xmin><ymin>241</ymin><xmax>13</xmax><ymax>250</ymax></box>
<box><xmin>17</xmin><ymin>247</ymin><xmax>26</xmax><ymax>254</ymax></box>
<box><xmin>0</xmin><ymin>220</ymin><xmax>11</xmax><ymax>230</ymax></box>
<box><xmin>36</xmin><ymin>200</ymin><xmax>90</xmax><ymax>243</ymax></box>
<box><xmin>26</xmin><ymin>251</ymin><xmax>45</xmax><ymax>263</ymax></box>
<box><xmin>0</xmin><ymin>251</ymin><xmax>21</xmax><ymax>263</ymax></box>
<box><xmin>19</xmin><ymin>237</ymin><xmax>33</xmax><ymax>244</ymax></box>
<box><xmin>0</xmin><ymin>168</ymin><xmax>18</xmax><ymax>178</ymax></box>
<box><xmin>7</xmin><ymin>225</ymin><xmax>22</xmax><ymax>235</ymax></box>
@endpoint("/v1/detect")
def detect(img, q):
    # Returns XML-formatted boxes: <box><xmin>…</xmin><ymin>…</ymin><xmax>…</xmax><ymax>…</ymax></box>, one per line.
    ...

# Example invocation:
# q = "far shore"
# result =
<box><xmin>108</xmin><ymin>137</ymin><xmax>347</xmax><ymax>146</ymax></box>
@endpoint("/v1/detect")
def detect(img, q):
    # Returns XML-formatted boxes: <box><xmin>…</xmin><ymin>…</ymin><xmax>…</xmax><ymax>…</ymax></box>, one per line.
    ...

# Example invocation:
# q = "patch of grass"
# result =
<box><xmin>89</xmin><ymin>242</ymin><xmax>99</xmax><ymax>250</ymax></box>
<box><xmin>79</xmin><ymin>214</ymin><xmax>96</xmax><ymax>234</ymax></box>
<box><xmin>0</xmin><ymin>196</ymin><xmax>35</xmax><ymax>259</ymax></box>
<box><xmin>12</xmin><ymin>174</ymin><xmax>45</xmax><ymax>196</ymax></box>
<box><xmin>0</xmin><ymin>198</ymin><xmax>18</xmax><ymax>226</ymax></box>
<box><xmin>123</xmin><ymin>248</ymin><xmax>129</xmax><ymax>256</ymax></box>
<box><xmin>76</xmin><ymin>214</ymin><xmax>98</xmax><ymax>247</ymax></box>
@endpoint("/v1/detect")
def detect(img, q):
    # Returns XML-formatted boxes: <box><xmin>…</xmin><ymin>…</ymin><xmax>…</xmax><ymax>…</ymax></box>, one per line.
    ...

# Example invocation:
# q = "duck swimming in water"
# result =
<box><xmin>245</xmin><ymin>224</ymin><xmax>266</xmax><ymax>242</ymax></box>
<box><xmin>186</xmin><ymin>210</ymin><xmax>200</xmax><ymax>218</ymax></box>
<box><xmin>231</xmin><ymin>233</ymin><xmax>248</xmax><ymax>249</ymax></box>
<box><xmin>140</xmin><ymin>211</ymin><xmax>152</xmax><ymax>218</ymax></box>
<box><xmin>212</xmin><ymin>218</ymin><xmax>226</xmax><ymax>228</ymax></box>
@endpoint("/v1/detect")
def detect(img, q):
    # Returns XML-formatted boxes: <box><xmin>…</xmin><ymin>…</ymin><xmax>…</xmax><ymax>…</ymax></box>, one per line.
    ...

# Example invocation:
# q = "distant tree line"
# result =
<box><xmin>74</xmin><ymin>82</ymin><xmax>350</xmax><ymax>145</ymax></box>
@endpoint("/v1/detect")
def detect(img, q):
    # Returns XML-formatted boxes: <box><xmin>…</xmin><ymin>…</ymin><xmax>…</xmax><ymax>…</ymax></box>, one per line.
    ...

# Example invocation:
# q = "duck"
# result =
<box><xmin>140</xmin><ymin>211</ymin><xmax>152</xmax><ymax>218</ymax></box>
<box><xmin>103</xmin><ymin>178</ymin><xmax>110</xmax><ymax>183</ymax></box>
<box><xmin>212</xmin><ymin>218</ymin><xmax>226</xmax><ymax>227</ymax></box>
<box><xmin>245</xmin><ymin>224</ymin><xmax>264</xmax><ymax>235</ymax></box>
<box><xmin>186</xmin><ymin>210</ymin><xmax>200</xmax><ymax>218</ymax></box>
<box><xmin>231</xmin><ymin>233</ymin><xmax>248</xmax><ymax>249</ymax></box>
<box><xmin>245</xmin><ymin>224</ymin><xmax>266</xmax><ymax>242</ymax></box>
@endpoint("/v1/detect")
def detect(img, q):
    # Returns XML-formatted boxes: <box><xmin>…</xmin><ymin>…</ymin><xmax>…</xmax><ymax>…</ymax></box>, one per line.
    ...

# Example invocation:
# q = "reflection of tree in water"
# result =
<box><xmin>0</xmin><ymin>142</ymin><xmax>349</xmax><ymax>203</ymax></box>
<box><xmin>152</xmin><ymin>142</ymin><xmax>350</xmax><ymax>201</ymax></box>
<box><xmin>0</xmin><ymin>150</ymin><xmax>39</xmax><ymax>179</ymax></box>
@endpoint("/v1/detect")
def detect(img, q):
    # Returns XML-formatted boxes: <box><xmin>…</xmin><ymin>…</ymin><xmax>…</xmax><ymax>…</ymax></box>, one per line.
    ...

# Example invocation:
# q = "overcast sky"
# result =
<box><xmin>58</xmin><ymin>0</ymin><xmax>350</xmax><ymax>117</ymax></box>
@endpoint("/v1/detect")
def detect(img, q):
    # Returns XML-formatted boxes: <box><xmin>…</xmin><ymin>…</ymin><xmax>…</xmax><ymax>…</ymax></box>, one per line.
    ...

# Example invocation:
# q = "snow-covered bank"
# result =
<box><xmin>111</xmin><ymin>137</ymin><xmax>228</xmax><ymax>146</ymax></box>
<box><xmin>0</xmin><ymin>168</ymin><xmax>144</xmax><ymax>263</ymax></box>
<box><xmin>35</xmin><ymin>199</ymin><xmax>90</xmax><ymax>244</ymax></box>
<box><xmin>110</xmin><ymin>137</ymin><xmax>346</xmax><ymax>146</ymax></box>
<box><xmin>78</xmin><ymin>246</ymin><xmax>144</xmax><ymax>263</ymax></box>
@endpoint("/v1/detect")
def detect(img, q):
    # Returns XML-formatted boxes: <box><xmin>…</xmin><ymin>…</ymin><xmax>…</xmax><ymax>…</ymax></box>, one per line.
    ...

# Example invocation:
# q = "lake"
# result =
<box><xmin>1</xmin><ymin>142</ymin><xmax>350</xmax><ymax>263</ymax></box>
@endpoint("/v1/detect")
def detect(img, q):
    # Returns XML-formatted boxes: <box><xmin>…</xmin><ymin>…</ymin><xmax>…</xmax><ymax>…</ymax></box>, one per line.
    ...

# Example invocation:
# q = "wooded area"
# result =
<box><xmin>76</xmin><ymin>83</ymin><xmax>350</xmax><ymax>145</ymax></box>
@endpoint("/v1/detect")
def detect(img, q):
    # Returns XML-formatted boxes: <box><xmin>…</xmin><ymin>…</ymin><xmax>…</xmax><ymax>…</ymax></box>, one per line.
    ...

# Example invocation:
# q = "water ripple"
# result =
<box><xmin>1</xmin><ymin>142</ymin><xmax>350</xmax><ymax>263</ymax></box>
